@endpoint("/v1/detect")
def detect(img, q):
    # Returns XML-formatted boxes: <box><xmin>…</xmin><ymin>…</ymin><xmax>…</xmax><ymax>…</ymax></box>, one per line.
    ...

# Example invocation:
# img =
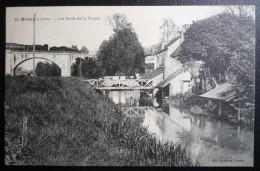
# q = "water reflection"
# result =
<box><xmin>107</xmin><ymin>90</ymin><xmax>254</xmax><ymax>166</ymax></box>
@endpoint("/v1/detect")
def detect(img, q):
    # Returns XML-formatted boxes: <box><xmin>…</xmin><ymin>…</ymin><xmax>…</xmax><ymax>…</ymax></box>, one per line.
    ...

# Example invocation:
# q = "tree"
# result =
<box><xmin>71</xmin><ymin>57</ymin><xmax>102</xmax><ymax>78</ymax></box>
<box><xmin>179</xmin><ymin>12</ymin><xmax>255</xmax><ymax>86</ymax></box>
<box><xmin>97</xmin><ymin>14</ymin><xmax>145</xmax><ymax>76</ymax></box>
<box><xmin>80</xmin><ymin>46</ymin><xmax>89</xmax><ymax>54</ymax></box>
<box><xmin>227</xmin><ymin>31</ymin><xmax>255</xmax><ymax>123</ymax></box>
<box><xmin>35</xmin><ymin>61</ymin><xmax>61</xmax><ymax>76</ymax></box>
<box><xmin>224</xmin><ymin>5</ymin><xmax>255</xmax><ymax>18</ymax></box>
<box><xmin>81</xmin><ymin>58</ymin><xmax>102</xmax><ymax>78</ymax></box>
<box><xmin>71</xmin><ymin>45</ymin><xmax>78</xmax><ymax>51</ymax></box>
<box><xmin>109</xmin><ymin>14</ymin><xmax>132</xmax><ymax>32</ymax></box>
<box><xmin>144</xmin><ymin>43</ymin><xmax>162</xmax><ymax>56</ymax></box>
<box><xmin>160</xmin><ymin>18</ymin><xmax>179</xmax><ymax>46</ymax></box>
<box><xmin>145</xmin><ymin>18</ymin><xmax>178</xmax><ymax>56</ymax></box>
<box><xmin>179</xmin><ymin>10</ymin><xmax>255</xmax><ymax>124</ymax></box>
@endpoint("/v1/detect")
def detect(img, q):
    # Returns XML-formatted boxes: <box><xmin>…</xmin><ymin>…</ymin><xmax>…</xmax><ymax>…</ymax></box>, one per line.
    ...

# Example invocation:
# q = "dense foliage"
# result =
<box><xmin>97</xmin><ymin>14</ymin><xmax>145</xmax><ymax>76</ymax></box>
<box><xmin>71</xmin><ymin>57</ymin><xmax>102</xmax><ymax>78</ymax></box>
<box><xmin>35</xmin><ymin>61</ymin><xmax>61</xmax><ymax>76</ymax></box>
<box><xmin>178</xmin><ymin>11</ymin><xmax>255</xmax><ymax>125</ymax></box>
<box><xmin>179</xmin><ymin>12</ymin><xmax>255</xmax><ymax>84</ymax></box>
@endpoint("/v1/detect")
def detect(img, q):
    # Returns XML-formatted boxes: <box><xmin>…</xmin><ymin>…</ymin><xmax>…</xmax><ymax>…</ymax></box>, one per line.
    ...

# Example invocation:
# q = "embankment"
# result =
<box><xmin>5</xmin><ymin>76</ymin><xmax>194</xmax><ymax>166</ymax></box>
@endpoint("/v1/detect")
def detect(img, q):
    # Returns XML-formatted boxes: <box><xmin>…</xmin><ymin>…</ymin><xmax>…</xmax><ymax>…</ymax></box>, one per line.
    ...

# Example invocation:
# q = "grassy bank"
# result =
<box><xmin>170</xmin><ymin>93</ymin><xmax>212</xmax><ymax>115</ymax></box>
<box><xmin>5</xmin><ymin>76</ymin><xmax>195</xmax><ymax>166</ymax></box>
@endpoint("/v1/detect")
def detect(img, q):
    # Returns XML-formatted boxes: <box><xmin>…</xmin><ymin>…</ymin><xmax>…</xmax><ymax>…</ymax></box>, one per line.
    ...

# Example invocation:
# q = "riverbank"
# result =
<box><xmin>169</xmin><ymin>93</ymin><xmax>253</xmax><ymax>129</ymax></box>
<box><xmin>5</xmin><ymin>76</ymin><xmax>195</xmax><ymax>166</ymax></box>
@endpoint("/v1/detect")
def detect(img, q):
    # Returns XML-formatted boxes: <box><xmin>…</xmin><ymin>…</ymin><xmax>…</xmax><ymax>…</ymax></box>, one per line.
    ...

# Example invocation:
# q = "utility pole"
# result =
<box><xmin>79</xmin><ymin>58</ymin><xmax>82</xmax><ymax>77</ymax></box>
<box><xmin>33</xmin><ymin>13</ymin><xmax>36</xmax><ymax>76</ymax></box>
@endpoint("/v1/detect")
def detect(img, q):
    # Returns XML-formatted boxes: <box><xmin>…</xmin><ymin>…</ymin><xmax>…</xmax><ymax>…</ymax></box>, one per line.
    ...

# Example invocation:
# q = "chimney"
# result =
<box><xmin>161</xmin><ymin>42</ymin><xmax>165</xmax><ymax>50</ymax></box>
<box><xmin>180</xmin><ymin>24</ymin><xmax>190</xmax><ymax>44</ymax></box>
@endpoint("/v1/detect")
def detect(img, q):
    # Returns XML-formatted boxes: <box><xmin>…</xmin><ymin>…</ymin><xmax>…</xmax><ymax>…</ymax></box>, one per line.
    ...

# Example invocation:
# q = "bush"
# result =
<box><xmin>170</xmin><ymin>92</ymin><xmax>208</xmax><ymax>113</ymax></box>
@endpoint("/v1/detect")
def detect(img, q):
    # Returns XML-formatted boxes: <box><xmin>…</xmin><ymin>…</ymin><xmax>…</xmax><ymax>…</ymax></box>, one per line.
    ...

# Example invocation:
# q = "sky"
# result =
<box><xmin>6</xmin><ymin>6</ymin><xmax>227</xmax><ymax>50</ymax></box>
<box><xmin>6</xmin><ymin>6</ymin><xmax>226</xmax><ymax>69</ymax></box>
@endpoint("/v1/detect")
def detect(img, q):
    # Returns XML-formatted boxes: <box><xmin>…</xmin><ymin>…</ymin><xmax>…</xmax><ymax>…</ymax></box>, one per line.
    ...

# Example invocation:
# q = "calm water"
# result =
<box><xmin>107</xmin><ymin>90</ymin><xmax>254</xmax><ymax>166</ymax></box>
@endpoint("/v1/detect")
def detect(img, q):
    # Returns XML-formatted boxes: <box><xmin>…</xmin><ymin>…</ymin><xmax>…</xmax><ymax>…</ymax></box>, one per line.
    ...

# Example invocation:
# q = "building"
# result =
<box><xmin>200</xmin><ymin>83</ymin><xmax>237</xmax><ymax>117</ymax></box>
<box><xmin>144</xmin><ymin>55</ymin><xmax>156</xmax><ymax>74</ymax></box>
<box><xmin>142</xmin><ymin>24</ymin><xmax>204</xmax><ymax>97</ymax></box>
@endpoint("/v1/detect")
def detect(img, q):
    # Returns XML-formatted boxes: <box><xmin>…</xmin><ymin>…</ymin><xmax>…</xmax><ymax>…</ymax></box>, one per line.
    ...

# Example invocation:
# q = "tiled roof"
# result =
<box><xmin>170</xmin><ymin>45</ymin><xmax>181</xmax><ymax>58</ymax></box>
<box><xmin>156</xmin><ymin>62</ymin><xmax>202</xmax><ymax>88</ymax></box>
<box><xmin>141</xmin><ymin>66</ymin><xmax>164</xmax><ymax>80</ymax></box>
<box><xmin>145</xmin><ymin>55</ymin><xmax>154</xmax><ymax>60</ymax></box>
<box><xmin>165</xmin><ymin>36</ymin><xmax>180</xmax><ymax>48</ymax></box>
<box><xmin>154</xmin><ymin>36</ymin><xmax>181</xmax><ymax>55</ymax></box>
<box><xmin>156</xmin><ymin>67</ymin><xmax>185</xmax><ymax>88</ymax></box>
<box><xmin>199</xmin><ymin>83</ymin><xmax>236</xmax><ymax>101</ymax></box>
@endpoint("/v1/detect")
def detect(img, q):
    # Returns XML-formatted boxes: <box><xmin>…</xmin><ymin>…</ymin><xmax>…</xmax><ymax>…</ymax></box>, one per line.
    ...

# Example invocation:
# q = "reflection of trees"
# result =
<box><xmin>155</xmin><ymin>88</ymin><xmax>162</xmax><ymax>107</ymax></box>
<box><xmin>139</xmin><ymin>91</ymin><xmax>153</xmax><ymax>106</ymax></box>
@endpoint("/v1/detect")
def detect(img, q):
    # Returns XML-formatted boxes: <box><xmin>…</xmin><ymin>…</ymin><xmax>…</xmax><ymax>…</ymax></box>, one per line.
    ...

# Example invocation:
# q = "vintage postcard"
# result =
<box><xmin>5</xmin><ymin>6</ymin><xmax>255</xmax><ymax>166</ymax></box>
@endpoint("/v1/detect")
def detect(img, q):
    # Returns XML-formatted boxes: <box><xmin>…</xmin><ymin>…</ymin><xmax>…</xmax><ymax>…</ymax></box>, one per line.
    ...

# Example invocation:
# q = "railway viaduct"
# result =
<box><xmin>5</xmin><ymin>50</ymin><xmax>92</xmax><ymax>77</ymax></box>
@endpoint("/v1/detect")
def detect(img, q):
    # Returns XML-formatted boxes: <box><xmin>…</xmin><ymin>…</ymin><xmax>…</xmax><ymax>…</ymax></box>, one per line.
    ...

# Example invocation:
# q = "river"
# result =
<box><xmin>107</xmin><ymin>90</ymin><xmax>254</xmax><ymax>166</ymax></box>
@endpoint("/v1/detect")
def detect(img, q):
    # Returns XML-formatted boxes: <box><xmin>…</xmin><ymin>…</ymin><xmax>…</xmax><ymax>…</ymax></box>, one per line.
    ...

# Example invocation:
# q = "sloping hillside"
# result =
<box><xmin>5</xmin><ymin>76</ymin><xmax>194</xmax><ymax>166</ymax></box>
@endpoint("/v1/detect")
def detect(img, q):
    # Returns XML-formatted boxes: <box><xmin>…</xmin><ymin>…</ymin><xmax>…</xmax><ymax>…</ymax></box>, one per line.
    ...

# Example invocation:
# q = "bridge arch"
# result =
<box><xmin>13</xmin><ymin>57</ymin><xmax>62</xmax><ymax>76</ymax></box>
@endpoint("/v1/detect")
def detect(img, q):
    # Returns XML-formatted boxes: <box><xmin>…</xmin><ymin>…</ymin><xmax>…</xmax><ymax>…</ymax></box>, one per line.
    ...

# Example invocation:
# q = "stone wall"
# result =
<box><xmin>169</xmin><ymin>70</ymin><xmax>192</xmax><ymax>96</ymax></box>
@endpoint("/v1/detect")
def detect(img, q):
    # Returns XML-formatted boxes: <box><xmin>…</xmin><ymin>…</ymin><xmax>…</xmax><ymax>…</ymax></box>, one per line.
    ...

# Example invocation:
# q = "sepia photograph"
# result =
<box><xmin>5</xmin><ymin>5</ymin><xmax>255</xmax><ymax>166</ymax></box>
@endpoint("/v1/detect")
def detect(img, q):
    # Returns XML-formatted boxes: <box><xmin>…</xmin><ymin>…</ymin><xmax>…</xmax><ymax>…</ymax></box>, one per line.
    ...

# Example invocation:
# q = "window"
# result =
<box><xmin>183</xmin><ymin>80</ymin><xmax>190</xmax><ymax>83</ymax></box>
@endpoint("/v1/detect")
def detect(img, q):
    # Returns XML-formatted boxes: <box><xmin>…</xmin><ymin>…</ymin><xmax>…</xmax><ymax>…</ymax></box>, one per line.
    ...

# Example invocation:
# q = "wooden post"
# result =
<box><xmin>161</xmin><ymin>88</ymin><xmax>164</xmax><ymax>99</ymax></box>
<box><xmin>218</xmin><ymin>100</ymin><xmax>222</xmax><ymax>116</ymax></box>
<box><xmin>180</xmin><ymin>80</ymin><xmax>183</xmax><ymax>94</ymax></box>
<box><xmin>237</xmin><ymin>125</ymin><xmax>241</xmax><ymax>133</ymax></box>
<box><xmin>33</xmin><ymin>13</ymin><xmax>36</xmax><ymax>76</ymax></box>
<box><xmin>238</xmin><ymin>101</ymin><xmax>241</xmax><ymax>122</ymax></box>
<box><xmin>218</xmin><ymin>120</ymin><xmax>221</xmax><ymax>128</ymax></box>
<box><xmin>22</xmin><ymin>116</ymin><xmax>28</xmax><ymax>148</ymax></box>
<box><xmin>79</xmin><ymin>58</ymin><xmax>82</xmax><ymax>77</ymax></box>
<box><xmin>204</xmin><ymin>77</ymin><xmax>207</xmax><ymax>93</ymax></box>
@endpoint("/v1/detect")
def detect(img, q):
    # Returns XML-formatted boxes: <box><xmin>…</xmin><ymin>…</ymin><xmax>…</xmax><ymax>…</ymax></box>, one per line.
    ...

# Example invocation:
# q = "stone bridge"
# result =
<box><xmin>5</xmin><ymin>50</ymin><xmax>92</xmax><ymax>77</ymax></box>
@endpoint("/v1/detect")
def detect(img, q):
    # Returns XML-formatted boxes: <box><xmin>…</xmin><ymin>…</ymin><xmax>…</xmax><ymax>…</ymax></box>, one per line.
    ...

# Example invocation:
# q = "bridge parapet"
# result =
<box><xmin>84</xmin><ymin>79</ymin><xmax>153</xmax><ymax>90</ymax></box>
<box><xmin>121</xmin><ymin>106</ymin><xmax>154</xmax><ymax>117</ymax></box>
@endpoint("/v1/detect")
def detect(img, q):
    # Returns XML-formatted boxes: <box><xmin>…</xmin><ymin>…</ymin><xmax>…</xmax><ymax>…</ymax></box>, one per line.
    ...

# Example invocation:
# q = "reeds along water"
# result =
<box><xmin>101</xmin><ymin>110</ymin><xmax>196</xmax><ymax>166</ymax></box>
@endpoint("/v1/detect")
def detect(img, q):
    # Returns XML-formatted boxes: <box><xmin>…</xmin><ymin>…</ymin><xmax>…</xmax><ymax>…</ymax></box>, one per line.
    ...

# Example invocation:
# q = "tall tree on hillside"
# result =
<box><xmin>109</xmin><ymin>14</ymin><xmax>132</xmax><ymax>32</ymax></box>
<box><xmin>97</xmin><ymin>14</ymin><xmax>145</xmax><ymax>76</ymax></box>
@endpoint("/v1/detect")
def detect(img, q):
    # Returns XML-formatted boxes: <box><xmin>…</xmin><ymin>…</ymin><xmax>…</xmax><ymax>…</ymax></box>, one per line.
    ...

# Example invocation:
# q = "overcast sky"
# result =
<box><xmin>6</xmin><ymin>6</ymin><xmax>227</xmax><ymax>52</ymax></box>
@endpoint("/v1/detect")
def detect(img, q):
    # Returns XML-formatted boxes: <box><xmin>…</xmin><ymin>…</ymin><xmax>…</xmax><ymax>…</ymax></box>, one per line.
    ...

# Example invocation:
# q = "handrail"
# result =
<box><xmin>83</xmin><ymin>79</ymin><xmax>153</xmax><ymax>90</ymax></box>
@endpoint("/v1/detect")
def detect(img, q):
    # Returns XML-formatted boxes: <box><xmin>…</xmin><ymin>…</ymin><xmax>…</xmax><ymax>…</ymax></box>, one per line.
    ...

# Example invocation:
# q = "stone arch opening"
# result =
<box><xmin>13</xmin><ymin>57</ymin><xmax>62</xmax><ymax>76</ymax></box>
